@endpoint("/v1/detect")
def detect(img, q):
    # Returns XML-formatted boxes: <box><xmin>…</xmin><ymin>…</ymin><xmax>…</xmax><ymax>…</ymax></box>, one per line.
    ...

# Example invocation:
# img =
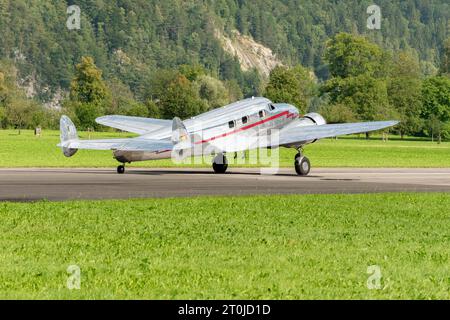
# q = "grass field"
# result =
<box><xmin>0</xmin><ymin>193</ymin><xmax>449</xmax><ymax>299</ymax></box>
<box><xmin>0</xmin><ymin>129</ymin><xmax>449</xmax><ymax>168</ymax></box>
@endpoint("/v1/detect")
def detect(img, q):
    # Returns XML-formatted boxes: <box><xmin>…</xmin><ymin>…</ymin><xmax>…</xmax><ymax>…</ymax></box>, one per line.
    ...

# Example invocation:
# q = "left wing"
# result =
<box><xmin>95</xmin><ymin>115</ymin><xmax>172</xmax><ymax>135</ymax></box>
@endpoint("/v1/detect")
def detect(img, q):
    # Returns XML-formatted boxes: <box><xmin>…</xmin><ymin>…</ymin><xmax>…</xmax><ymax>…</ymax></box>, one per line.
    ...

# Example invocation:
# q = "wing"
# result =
<box><xmin>58</xmin><ymin>138</ymin><xmax>173</xmax><ymax>152</ymax></box>
<box><xmin>275</xmin><ymin>120</ymin><xmax>399</xmax><ymax>147</ymax></box>
<box><xmin>200</xmin><ymin>120</ymin><xmax>398</xmax><ymax>153</ymax></box>
<box><xmin>95</xmin><ymin>115</ymin><xmax>172</xmax><ymax>135</ymax></box>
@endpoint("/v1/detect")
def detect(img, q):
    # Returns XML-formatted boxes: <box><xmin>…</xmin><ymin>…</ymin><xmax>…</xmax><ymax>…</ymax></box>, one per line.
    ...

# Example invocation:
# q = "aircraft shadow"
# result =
<box><xmin>17</xmin><ymin>168</ymin><xmax>323</xmax><ymax>178</ymax></box>
<box><xmin>124</xmin><ymin>169</ymin><xmax>323</xmax><ymax>178</ymax></box>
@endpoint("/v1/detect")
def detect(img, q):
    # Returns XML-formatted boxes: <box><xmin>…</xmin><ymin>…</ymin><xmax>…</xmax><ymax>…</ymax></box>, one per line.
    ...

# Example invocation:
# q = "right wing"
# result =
<box><xmin>199</xmin><ymin>120</ymin><xmax>399</xmax><ymax>153</ymax></box>
<box><xmin>95</xmin><ymin>115</ymin><xmax>172</xmax><ymax>135</ymax></box>
<box><xmin>276</xmin><ymin>120</ymin><xmax>399</xmax><ymax>147</ymax></box>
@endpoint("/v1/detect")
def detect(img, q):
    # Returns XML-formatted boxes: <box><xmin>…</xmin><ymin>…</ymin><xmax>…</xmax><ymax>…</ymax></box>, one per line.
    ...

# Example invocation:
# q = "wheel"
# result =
<box><xmin>213</xmin><ymin>162</ymin><xmax>228</xmax><ymax>174</ymax></box>
<box><xmin>212</xmin><ymin>154</ymin><xmax>228</xmax><ymax>174</ymax></box>
<box><xmin>294</xmin><ymin>155</ymin><xmax>310</xmax><ymax>176</ymax></box>
<box><xmin>117</xmin><ymin>165</ymin><xmax>125</xmax><ymax>174</ymax></box>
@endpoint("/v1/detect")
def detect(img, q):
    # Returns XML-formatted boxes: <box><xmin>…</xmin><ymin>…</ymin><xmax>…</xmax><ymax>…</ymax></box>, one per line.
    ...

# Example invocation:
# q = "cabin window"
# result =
<box><xmin>259</xmin><ymin>110</ymin><xmax>266</xmax><ymax>118</ymax></box>
<box><xmin>269</xmin><ymin>104</ymin><xmax>276</xmax><ymax>111</ymax></box>
<box><xmin>229</xmin><ymin>120</ymin><xmax>235</xmax><ymax>129</ymax></box>
<box><xmin>242</xmin><ymin>116</ymin><xmax>249</xmax><ymax>124</ymax></box>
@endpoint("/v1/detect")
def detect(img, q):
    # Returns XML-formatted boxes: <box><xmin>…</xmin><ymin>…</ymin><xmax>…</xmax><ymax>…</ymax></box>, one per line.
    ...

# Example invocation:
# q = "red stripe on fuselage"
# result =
<box><xmin>195</xmin><ymin>110</ymin><xmax>297</xmax><ymax>145</ymax></box>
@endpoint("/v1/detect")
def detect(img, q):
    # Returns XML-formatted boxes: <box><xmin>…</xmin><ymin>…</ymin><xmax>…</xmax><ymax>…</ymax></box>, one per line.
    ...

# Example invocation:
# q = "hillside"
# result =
<box><xmin>0</xmin><ymin>0</ymin><xmax>449</xmax><ymax>103</ymax></box>
<box><xmin>216</xmin><ymin>29</ymin><xmax>283</xmax><ymax>77</ymax></box>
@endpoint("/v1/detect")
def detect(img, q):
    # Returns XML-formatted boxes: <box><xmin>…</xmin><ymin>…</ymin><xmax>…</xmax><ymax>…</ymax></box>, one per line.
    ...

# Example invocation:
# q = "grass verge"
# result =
<box><xmin>0</xmin><ymin>193</ymin><xmax>449</xmax><ymax>299</ymax></box>
<box><xmin>1</xmin><ymin>129</ymin><xmax>449</xmax><ymax>168</ymax></box>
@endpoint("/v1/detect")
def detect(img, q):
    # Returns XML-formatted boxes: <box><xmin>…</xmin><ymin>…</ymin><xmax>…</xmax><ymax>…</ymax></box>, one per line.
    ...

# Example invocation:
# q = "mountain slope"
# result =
<box><xmin>0</xmin><ymin>0</ymin><xmax>448</xmax><ymax>101</ymax></box>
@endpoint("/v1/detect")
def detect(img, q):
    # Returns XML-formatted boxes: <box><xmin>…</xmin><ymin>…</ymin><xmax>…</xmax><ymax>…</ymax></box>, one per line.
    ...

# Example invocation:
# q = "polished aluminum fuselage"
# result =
<box><xmin>114</xmin><ymin>97</ymin><xmax>300</xmax><ymax>163</ymax></box>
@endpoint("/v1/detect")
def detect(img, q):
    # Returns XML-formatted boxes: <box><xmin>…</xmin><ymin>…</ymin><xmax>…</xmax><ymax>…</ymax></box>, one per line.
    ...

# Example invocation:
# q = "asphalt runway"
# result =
<box><xmin>1</xmin><ymin>168</ymin><xmax>450</xmax><ymax>201</ymax></box>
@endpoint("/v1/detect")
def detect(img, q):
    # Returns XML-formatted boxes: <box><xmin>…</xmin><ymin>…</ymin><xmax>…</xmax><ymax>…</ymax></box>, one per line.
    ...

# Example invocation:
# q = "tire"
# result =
<box><xmin>295</xmin><ymin>156</ymin><xmax>310</xmax><ymax>176</ymax></box>
<box><xmin>117</xmin><ymin>165</ymin><xmax>125</xmax><ymax>174</ymax></box>
<box><xmin>212</xmin><ymin>155</ymin><xmax>228</xmax><ymax>174</ymax></box>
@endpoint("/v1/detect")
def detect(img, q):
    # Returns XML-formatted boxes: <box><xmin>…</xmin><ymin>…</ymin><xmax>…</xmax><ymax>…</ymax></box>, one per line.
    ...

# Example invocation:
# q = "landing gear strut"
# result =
<box><xmin>117</xmin><ymin>164</ymin><xmax>125</xmax><ymax>174</ymax></box>
<box><xmin>294</xmin><ymin>150</ymin><xmax>310</xmax><ymax>176</ymax></box>
<box><xmin>212</xmin><ymin>154</ymin><xmax>228</xmax><ymax>174</ymax></box>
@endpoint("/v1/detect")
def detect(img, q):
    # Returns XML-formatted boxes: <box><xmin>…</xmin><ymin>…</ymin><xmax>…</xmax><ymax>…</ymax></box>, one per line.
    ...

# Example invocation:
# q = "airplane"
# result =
<box><xmin>58</xmin><ymin>97</ymin><xmax>398</xmax><ymax>176</ymax></box>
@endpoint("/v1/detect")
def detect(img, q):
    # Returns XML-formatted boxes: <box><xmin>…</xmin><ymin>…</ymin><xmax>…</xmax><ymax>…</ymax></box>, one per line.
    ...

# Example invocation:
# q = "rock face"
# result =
<box><xmin>216</xmin><ymin>29</ymin><xmax>283</xmax><ymax>78</ymax></box>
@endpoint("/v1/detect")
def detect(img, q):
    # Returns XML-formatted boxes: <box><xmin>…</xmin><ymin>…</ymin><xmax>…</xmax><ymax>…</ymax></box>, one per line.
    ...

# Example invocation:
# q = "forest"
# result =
<box><xmin>0</xmin><ymin>0</ymin><xmax>449</xmax><ymax>140</ymax></box>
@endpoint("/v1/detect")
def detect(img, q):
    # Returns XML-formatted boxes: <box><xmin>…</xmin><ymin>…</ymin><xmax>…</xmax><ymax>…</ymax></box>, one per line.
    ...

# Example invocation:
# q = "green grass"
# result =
<box><xmin>1</xmin><ymin>129</ymin><xmax>449</xmax><ymax>168</ymax></box>
<box><xmin>0</xmin><ymin>193</ymin><xmax>449</xmax><ymax>299</ymax></box>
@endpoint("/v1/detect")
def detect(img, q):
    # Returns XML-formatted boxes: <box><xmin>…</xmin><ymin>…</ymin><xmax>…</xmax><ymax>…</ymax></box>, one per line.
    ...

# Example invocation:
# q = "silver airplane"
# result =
<box><xmin>58</xmin><ymin>97</ymin><xmax>398</xmax><ymax>175</ymax></box>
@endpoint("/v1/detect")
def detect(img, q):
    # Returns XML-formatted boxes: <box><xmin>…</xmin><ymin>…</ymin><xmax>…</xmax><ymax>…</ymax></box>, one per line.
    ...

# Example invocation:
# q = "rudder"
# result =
<box><xmin>60</xmin><ymin>115</ymin><xmax>78</xmax><ymax>157</ymax></box>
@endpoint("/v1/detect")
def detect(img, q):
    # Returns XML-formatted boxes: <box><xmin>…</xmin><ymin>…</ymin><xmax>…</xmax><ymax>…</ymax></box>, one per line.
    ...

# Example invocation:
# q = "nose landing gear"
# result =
<box><xmin>117</xmin><ymin>164</ymin><xmax>125</xmax><ymax>174</ymax></box>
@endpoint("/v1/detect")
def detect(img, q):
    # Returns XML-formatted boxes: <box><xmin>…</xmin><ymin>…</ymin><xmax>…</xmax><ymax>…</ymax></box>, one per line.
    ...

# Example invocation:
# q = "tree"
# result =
<box><xmin>421</xmin><ymin>76</ymin><xmax>450</xmax><ymax>141</ymax></box>
<box><xmin>196</xmin><ymin>75</ymin><xmax>229</xmax><ymax>109</ymax></box>
<box><xmin>388</xmin><ymin>52</ymin><xmax>423</xmax><ymax>138</ymax></box>
<box><xmin>145</xmin><ymin>69</ymin><xmax>179</xmax><ymax>102</ymax></box>
<box><xmin>0</xmin><ymin>62</ymin><xmax>46</xmax><ymax>132</ymax></box>
<box><xmin>4</xmin><ymin>97</ymin><xmax>33</xmax><ymax>134</ymax></box>
<box><xmin>324</xmin><ymin>33</ymin><xmax>384</xmax><ymax>78</ymax></box>
<box><xmin>0</xmin><ymin>71</ymin><xmax>7</xmax><ymax>105</ymax></box>
<box><xmin>146</xmin><ymin>100</ymin><xmax>161</xmax><ymax>119</ymax></box>
<box><xmin>72</xmin><ymin>102</ymin><xmax>102</xmax><ymax>131</ymax></box>
<box><xmin>440</xmin><ymin>37</ymin><xmax>450</xmax><ymax>76</ymax></box>
<box><xmin>69</xmin><ymin>56</ymin><xmax>110</xmax><ymax>129</ymax></box>
<box><xmin>321</xmin><ymin>34</ymin><xmax>396</xmax><ymax>138</ymax></box>
<box><xmin>70</xmin><ymin>56</ymin><xmax>108</xmax><ymax>105</ymax></box>
<box><xmin>124</xmin><ymin>102</ymin><xmax>148</xmax><ymax>117</ymax></box>
<box><xmin>106</xmin><ymin>78</ymin><xmax>140</xmax><ymax>115</ymax></box>
<box><xmin>0</xmin><ymin>71</ymin><xmax>8</xmax><ymax>126</ymax></box>
<box><xmin>159</xmin><ymin>74</ymin><xmax>206</xmax><ymax>119</ymax></box>
<box><xmin>319</xmin><ymin>103</ymin><xmax>357</xmax><ymax>124</ymax></box>
<box><xmin>241</xmin><ymin>68</ymin><xmax>262</xmax><ymax>98</ymax></box>
<box><xmin>264</xmin><ymin>65</ymin><xmax>314</xmax><ymax>113</ymax></box>
<box><xmin>323</xmin><ymin>75</ymin><xmax>392</xmax><ymax>121</ymax></box>
<box><xmin>179</xmin><ymin>64</ymin><xmax>206</xmax><ymax>81</ymax></box>
<box><xmin>224</xmin><ymin>80</ymin><xmax>243</xmax><ymax>102</ymax></box>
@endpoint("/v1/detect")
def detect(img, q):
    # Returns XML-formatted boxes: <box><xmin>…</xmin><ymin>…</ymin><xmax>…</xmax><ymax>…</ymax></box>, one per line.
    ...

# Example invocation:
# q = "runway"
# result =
<box><xmin>0</xmin><ymin>168</ymin><xmax>449</xmax><ymax>201</ymax></box>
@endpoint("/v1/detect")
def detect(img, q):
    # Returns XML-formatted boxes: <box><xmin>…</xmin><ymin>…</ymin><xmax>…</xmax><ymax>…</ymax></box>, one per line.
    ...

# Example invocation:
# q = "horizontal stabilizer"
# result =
<box><xmin>58</xmin><ymin>138</ymin><xmax>173</xmax><ymax>152</ymax></box>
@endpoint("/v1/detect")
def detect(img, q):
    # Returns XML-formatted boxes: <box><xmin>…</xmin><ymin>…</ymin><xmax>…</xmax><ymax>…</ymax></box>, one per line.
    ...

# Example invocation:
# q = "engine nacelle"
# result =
<box><xmin>283</xmin><ymin>112</ymin><xmax>327</xmax><ymax>148</ymax></box>
<box><xmin>113</xmin><ymin>150</ymin><xmax>172</xmax><ymax>163</ymax></box>
<box><xmin>303</xmin><ymin>112</ymin><xmax>326</xmax><ymax>126</ymax></box>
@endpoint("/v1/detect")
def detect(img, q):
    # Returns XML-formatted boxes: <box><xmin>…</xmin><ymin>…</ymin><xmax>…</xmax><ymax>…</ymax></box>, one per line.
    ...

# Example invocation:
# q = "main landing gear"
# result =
<box><xmin>294</xmin><ymin>150</ymin><xmax>311</xmax><ymax>176</ymax></box>
<box><xmin>117</xmin><ymin>164</ymin><xmax>125</xmax><ymax>174</ymax></box>
<box><xmin>212</xmin><ymin>154</ymin><xmax>228</xmax><ymax>174</ymax></box>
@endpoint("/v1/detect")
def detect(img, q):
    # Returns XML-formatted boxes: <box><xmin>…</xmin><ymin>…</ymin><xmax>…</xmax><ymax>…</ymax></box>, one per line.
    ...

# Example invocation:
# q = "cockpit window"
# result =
<box><xmin>269</xmin><ymin>104</ymin><xmax>275</xmax><ymax>111</ymax></box>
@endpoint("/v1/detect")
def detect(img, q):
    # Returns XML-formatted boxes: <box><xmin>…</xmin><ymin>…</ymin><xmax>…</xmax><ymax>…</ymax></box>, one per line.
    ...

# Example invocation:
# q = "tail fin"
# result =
<box><xmin>60</xmin><ymin>115</ymin><xmax>78</xmax><ymax>157</ymax></box>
